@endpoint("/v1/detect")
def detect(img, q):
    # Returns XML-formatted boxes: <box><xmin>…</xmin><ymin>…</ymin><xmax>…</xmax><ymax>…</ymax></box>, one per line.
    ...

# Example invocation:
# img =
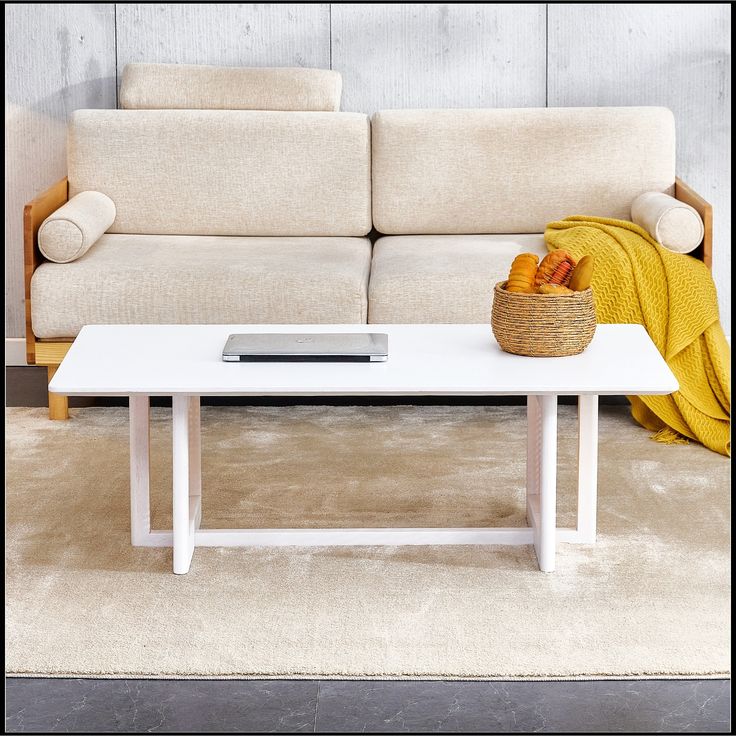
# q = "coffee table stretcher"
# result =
<box><xmin>128</xmin><ymin>392</ymin><xmax>600</xmax><ymax>575</ymax></box>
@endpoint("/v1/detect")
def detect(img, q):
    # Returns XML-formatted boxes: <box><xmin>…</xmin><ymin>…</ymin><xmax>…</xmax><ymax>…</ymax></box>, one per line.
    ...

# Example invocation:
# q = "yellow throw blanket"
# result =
<box><xmin>545</xmin><ymin>216</ymin><xmax>730</xmax><ymax>457</ymax></box>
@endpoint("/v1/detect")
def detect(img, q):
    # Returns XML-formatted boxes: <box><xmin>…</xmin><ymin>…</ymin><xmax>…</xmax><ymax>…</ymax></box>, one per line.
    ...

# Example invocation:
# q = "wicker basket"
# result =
<box><xmin>491</xmin><ymin>281</ymin><xmax>596</xmax><ymax>357</ymax></box>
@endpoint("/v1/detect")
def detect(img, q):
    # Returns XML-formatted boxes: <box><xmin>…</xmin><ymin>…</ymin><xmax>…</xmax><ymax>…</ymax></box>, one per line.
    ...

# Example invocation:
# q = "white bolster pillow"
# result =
<box><xmin>631</xmin><ymin>191</ymin><xmax>704</xmax><ymax>254</ymax></box>
<box><xmin>38</xmin><ymin>191</ymin><xmax>116</xmax><ymax>263</ymax></box>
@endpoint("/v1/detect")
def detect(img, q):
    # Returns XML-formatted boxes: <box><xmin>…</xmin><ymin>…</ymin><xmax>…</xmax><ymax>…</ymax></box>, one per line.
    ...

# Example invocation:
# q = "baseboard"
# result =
<box><xmin>5</xmin><ymin>338</ymin><xmax>27</xmax><ymax>366</ymax></box>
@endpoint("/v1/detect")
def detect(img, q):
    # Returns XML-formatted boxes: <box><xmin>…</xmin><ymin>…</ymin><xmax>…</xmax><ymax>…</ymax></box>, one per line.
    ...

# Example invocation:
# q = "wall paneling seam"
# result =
<box><xmin>545</xmin><ymin>4</ymin><xmax>549</xmax><ymax>108</ymax></box>
<box><xmin>114</xmin><ymin>4</ymin><xmax>119</xmax><ymax>109</ymax></box>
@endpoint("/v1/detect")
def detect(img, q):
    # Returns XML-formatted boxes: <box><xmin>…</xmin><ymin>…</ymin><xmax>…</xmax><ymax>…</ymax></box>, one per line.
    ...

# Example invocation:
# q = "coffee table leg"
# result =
<box><xmin>189</xmin><ymin>396</ymin><xmax>202</xmax><ymax>530</ymax></box>
<box><xmin>536</xmin><ymin>395</ymin><xmax>557</xmax><ymax>572</ymax></box>
<box><xmin>526</xmin><ymin>395</ymin><xmax>541</xmax><ymax>524</ymax></box>
<box><xmin>129</xmin><ymin>394</ymin><xmax>151</xmax><ymax>545</ymax></box>
<box><xmin>577</xmin><ymin>395</ymin><xmax>599</xmax><ymax>543</ymax></box>
<box><xmin>172</xmin><ymin>395</ymin><xmax>195</xmax><ymax>574</ymax></box>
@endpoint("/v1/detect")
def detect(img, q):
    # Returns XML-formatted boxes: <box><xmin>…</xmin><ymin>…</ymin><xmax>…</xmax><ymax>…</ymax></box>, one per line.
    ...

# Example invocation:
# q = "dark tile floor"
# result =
<box><xmin>5</xmin><ymin>678</ymin><xmax>731</xmax><ymax>733</ymax></box>
<box><xmin>6</xmin><ymin>368</ymin><xmax>729</xmax><ymax>732</ymax></box>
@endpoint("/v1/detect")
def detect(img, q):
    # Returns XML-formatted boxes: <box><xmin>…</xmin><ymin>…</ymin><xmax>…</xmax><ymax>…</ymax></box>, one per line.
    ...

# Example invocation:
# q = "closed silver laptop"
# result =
<box><xmin>222</xmin><ymin>333</ymin><xmax>388</xmax><ymax>362</ymax></box>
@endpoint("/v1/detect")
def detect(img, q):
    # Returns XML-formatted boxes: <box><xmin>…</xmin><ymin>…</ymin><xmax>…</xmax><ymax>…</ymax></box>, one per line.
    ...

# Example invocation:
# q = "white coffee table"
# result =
<box><xmin>49</xmin><ymin>323</ymin><xmax>677</xmax><ymax>574</ymax></box>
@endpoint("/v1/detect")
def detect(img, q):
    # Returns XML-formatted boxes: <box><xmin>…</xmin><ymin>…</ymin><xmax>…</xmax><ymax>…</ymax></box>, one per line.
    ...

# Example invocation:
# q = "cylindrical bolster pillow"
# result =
<box><xmin>38</xmin><ymin>191</ymin><xmax>116</xmax><ymax>263</ymax></box>
<box><xmin>631</xmin><ymin>191</ymin><xmax>704</xmax><ymax>254</ymax></box>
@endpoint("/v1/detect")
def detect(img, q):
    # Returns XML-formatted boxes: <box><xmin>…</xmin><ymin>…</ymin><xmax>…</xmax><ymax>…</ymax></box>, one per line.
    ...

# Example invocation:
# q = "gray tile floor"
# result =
<box><xmin>5</xmin><ymin>678</ymin><xmax>730</xmax><ymax>733</ymax></box>
<box><xmin>5</xmin><ymin>368</ymin><xmax>730</xmax><ymax>733</ymax></box>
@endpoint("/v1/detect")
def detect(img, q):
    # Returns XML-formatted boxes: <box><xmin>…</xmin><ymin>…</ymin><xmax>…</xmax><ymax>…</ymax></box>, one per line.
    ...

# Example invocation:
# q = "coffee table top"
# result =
<box><xmin>49</xmin><ymin>324</ymin><xmax>678</xmax><ymax>397</ymax></box>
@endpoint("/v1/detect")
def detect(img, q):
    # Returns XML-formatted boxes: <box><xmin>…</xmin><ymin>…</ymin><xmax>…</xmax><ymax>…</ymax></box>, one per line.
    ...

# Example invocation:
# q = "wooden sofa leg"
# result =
<box><xmin>47</xmin><ymin>365</ymin><xmax>69</xmax><ymax>420</ymax></box>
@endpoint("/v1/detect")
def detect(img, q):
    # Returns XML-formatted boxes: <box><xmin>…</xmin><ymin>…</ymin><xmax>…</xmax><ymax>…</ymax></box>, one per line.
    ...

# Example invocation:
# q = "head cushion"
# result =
<box><xmin>120</xmin><ymin>63</ymin><xmax>342</xmax><ymax>112</ymax></box>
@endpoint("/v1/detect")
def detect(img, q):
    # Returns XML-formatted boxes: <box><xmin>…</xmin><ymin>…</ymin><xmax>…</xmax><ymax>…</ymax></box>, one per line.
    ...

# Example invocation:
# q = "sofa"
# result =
<box><xmin>24</xmin><ymin>64</ymin><xmax>712</xmax><ymax>419</ymax></box>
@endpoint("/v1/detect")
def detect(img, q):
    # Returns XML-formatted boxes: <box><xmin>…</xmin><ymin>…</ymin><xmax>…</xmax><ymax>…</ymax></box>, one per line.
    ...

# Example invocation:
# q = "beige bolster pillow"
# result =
<box><xmin>120</xmin><ymin>63</ymin><xmax>342</xmax><ymax>111</ymax></box>
<box><xmin>38</xmin><ymin>191</ymin><xmax>116</xmax><ymax>263</ymax></box>
<box><xmin>631</xmin><ymin>191</ymin><xmax>704</xmax><ymax>254</ymax></box>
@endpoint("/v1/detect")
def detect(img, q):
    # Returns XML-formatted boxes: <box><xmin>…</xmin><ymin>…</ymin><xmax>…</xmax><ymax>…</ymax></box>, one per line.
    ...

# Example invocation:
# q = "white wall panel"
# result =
<box><xmin>4</xmin><ymin>3</ymin><xmax>116</xmax><ymax>339</ymax></box>
<box><xmin>332</xmin><ymin>4</ymin><xmax>547</xmax><ymax>113</ymax></box>
<box><xmin>116</xmin><ymin>4</ymin><xmax>330</xmax><ymax>70</ymax></box>
<box><xmin>548</xmin><ymin>3</ymin><xmax>731</xmax><ymax>334</ymax></box>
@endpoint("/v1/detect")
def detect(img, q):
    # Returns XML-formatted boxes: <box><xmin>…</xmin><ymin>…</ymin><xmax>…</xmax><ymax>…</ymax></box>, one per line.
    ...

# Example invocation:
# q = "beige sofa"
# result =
<box><xmin>24</xmin><ymin>66</ymin><xmax>712</xmax><ymax>418</ymax></box>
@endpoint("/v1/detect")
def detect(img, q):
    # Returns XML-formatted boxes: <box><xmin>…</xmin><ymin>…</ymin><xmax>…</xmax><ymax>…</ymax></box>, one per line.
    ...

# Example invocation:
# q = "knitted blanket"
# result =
<box><xmin>545</xmin><ymin>216</ymin><xmax>730</xmax><ymax>457</ymax></box>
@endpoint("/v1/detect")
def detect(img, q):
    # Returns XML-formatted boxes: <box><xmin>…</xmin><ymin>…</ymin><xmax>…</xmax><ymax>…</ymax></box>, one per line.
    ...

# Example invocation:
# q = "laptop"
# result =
<box><xmin>222</xmin><ymin>333</ymin><xmax>389</xmax><ymax>362</ymax></box>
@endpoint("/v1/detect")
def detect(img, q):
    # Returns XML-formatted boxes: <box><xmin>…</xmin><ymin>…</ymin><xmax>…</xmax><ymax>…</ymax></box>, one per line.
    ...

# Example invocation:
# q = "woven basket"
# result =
<box><xmin>491</xmin><ymin>281</ymin><xmax>596</xmax><ymax>357</ymax></box>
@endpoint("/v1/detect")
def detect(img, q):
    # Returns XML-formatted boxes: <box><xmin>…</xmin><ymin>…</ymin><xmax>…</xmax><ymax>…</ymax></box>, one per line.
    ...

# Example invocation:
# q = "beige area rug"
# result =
<box><xmin>5</xmin><ymin>405</ymin><xmax>730</xmax><ymax>679</ymax></box>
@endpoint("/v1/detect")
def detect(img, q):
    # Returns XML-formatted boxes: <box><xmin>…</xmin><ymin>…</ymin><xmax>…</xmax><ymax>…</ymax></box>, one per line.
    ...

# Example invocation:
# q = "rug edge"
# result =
<box><xmin>6</xmin><ymin>671</ymin><xmax>731</xmax><ymax>681</ymax></box>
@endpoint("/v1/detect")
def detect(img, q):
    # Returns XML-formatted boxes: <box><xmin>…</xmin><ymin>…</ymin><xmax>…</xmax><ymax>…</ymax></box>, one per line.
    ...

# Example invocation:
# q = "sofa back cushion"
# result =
<box><xmin>119</xmin><ymin>63</ymin><xmax>342</xmax><ymax>112</ymax></box>
<box><xmin>371</xmin><ymin>107</ymin><xmax>676</xmax><ymax>234</ymax></box>
<box><xmin>68</xmin><ymin>110</ymin><xmax>371</xmax><ymax>236</ymax></box>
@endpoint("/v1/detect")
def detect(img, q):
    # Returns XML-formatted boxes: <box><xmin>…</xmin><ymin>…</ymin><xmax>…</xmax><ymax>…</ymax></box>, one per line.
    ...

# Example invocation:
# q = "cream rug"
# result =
<box><xmin>5</xmin><ymin>405</ymin><xmax>730</xmax><ymax>679</ymax></box>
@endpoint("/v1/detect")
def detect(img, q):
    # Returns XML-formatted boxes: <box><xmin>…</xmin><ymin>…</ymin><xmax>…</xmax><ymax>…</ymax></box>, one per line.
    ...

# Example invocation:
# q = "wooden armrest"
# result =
<box><xmin>23</xmin><ymin>178</ymin><xmax>69</xmax><ymax>363</ymax></box>
<box><xmin>674</xmin><ymin>177</ymin><xmax>712</xmax><ymax>270</ymax></box>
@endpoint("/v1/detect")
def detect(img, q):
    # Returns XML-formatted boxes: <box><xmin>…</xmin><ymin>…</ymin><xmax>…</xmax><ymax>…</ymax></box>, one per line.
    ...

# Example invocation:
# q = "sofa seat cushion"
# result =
<box><xmin>368</xmin><ymin>234</ymin><xmax>548</xmax><ymax>324</ymax></box>
<box><xmin>31</xmin><ymin>234</ymin><xmax>372</xmax><ymax>338</ymax></box>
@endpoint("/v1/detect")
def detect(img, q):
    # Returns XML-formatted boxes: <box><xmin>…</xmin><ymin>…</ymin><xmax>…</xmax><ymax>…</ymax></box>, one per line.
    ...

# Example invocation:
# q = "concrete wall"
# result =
<box><xmin>5</xmin><ymin>3</ymin><xmax>731</xmax><ymax>352</ymax></box>
<box><xmin>5</xmin><ymin>3</ymin><xmax>116</xmax><ymax>350</ymax></box>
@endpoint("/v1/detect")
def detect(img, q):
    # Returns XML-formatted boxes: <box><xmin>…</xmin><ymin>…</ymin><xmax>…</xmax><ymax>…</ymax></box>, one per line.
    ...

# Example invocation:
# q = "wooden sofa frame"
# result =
<box><xmin>23</xmin><ymin>177</ymin><xmax>713</xmax><ymax>420</ymax></box>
